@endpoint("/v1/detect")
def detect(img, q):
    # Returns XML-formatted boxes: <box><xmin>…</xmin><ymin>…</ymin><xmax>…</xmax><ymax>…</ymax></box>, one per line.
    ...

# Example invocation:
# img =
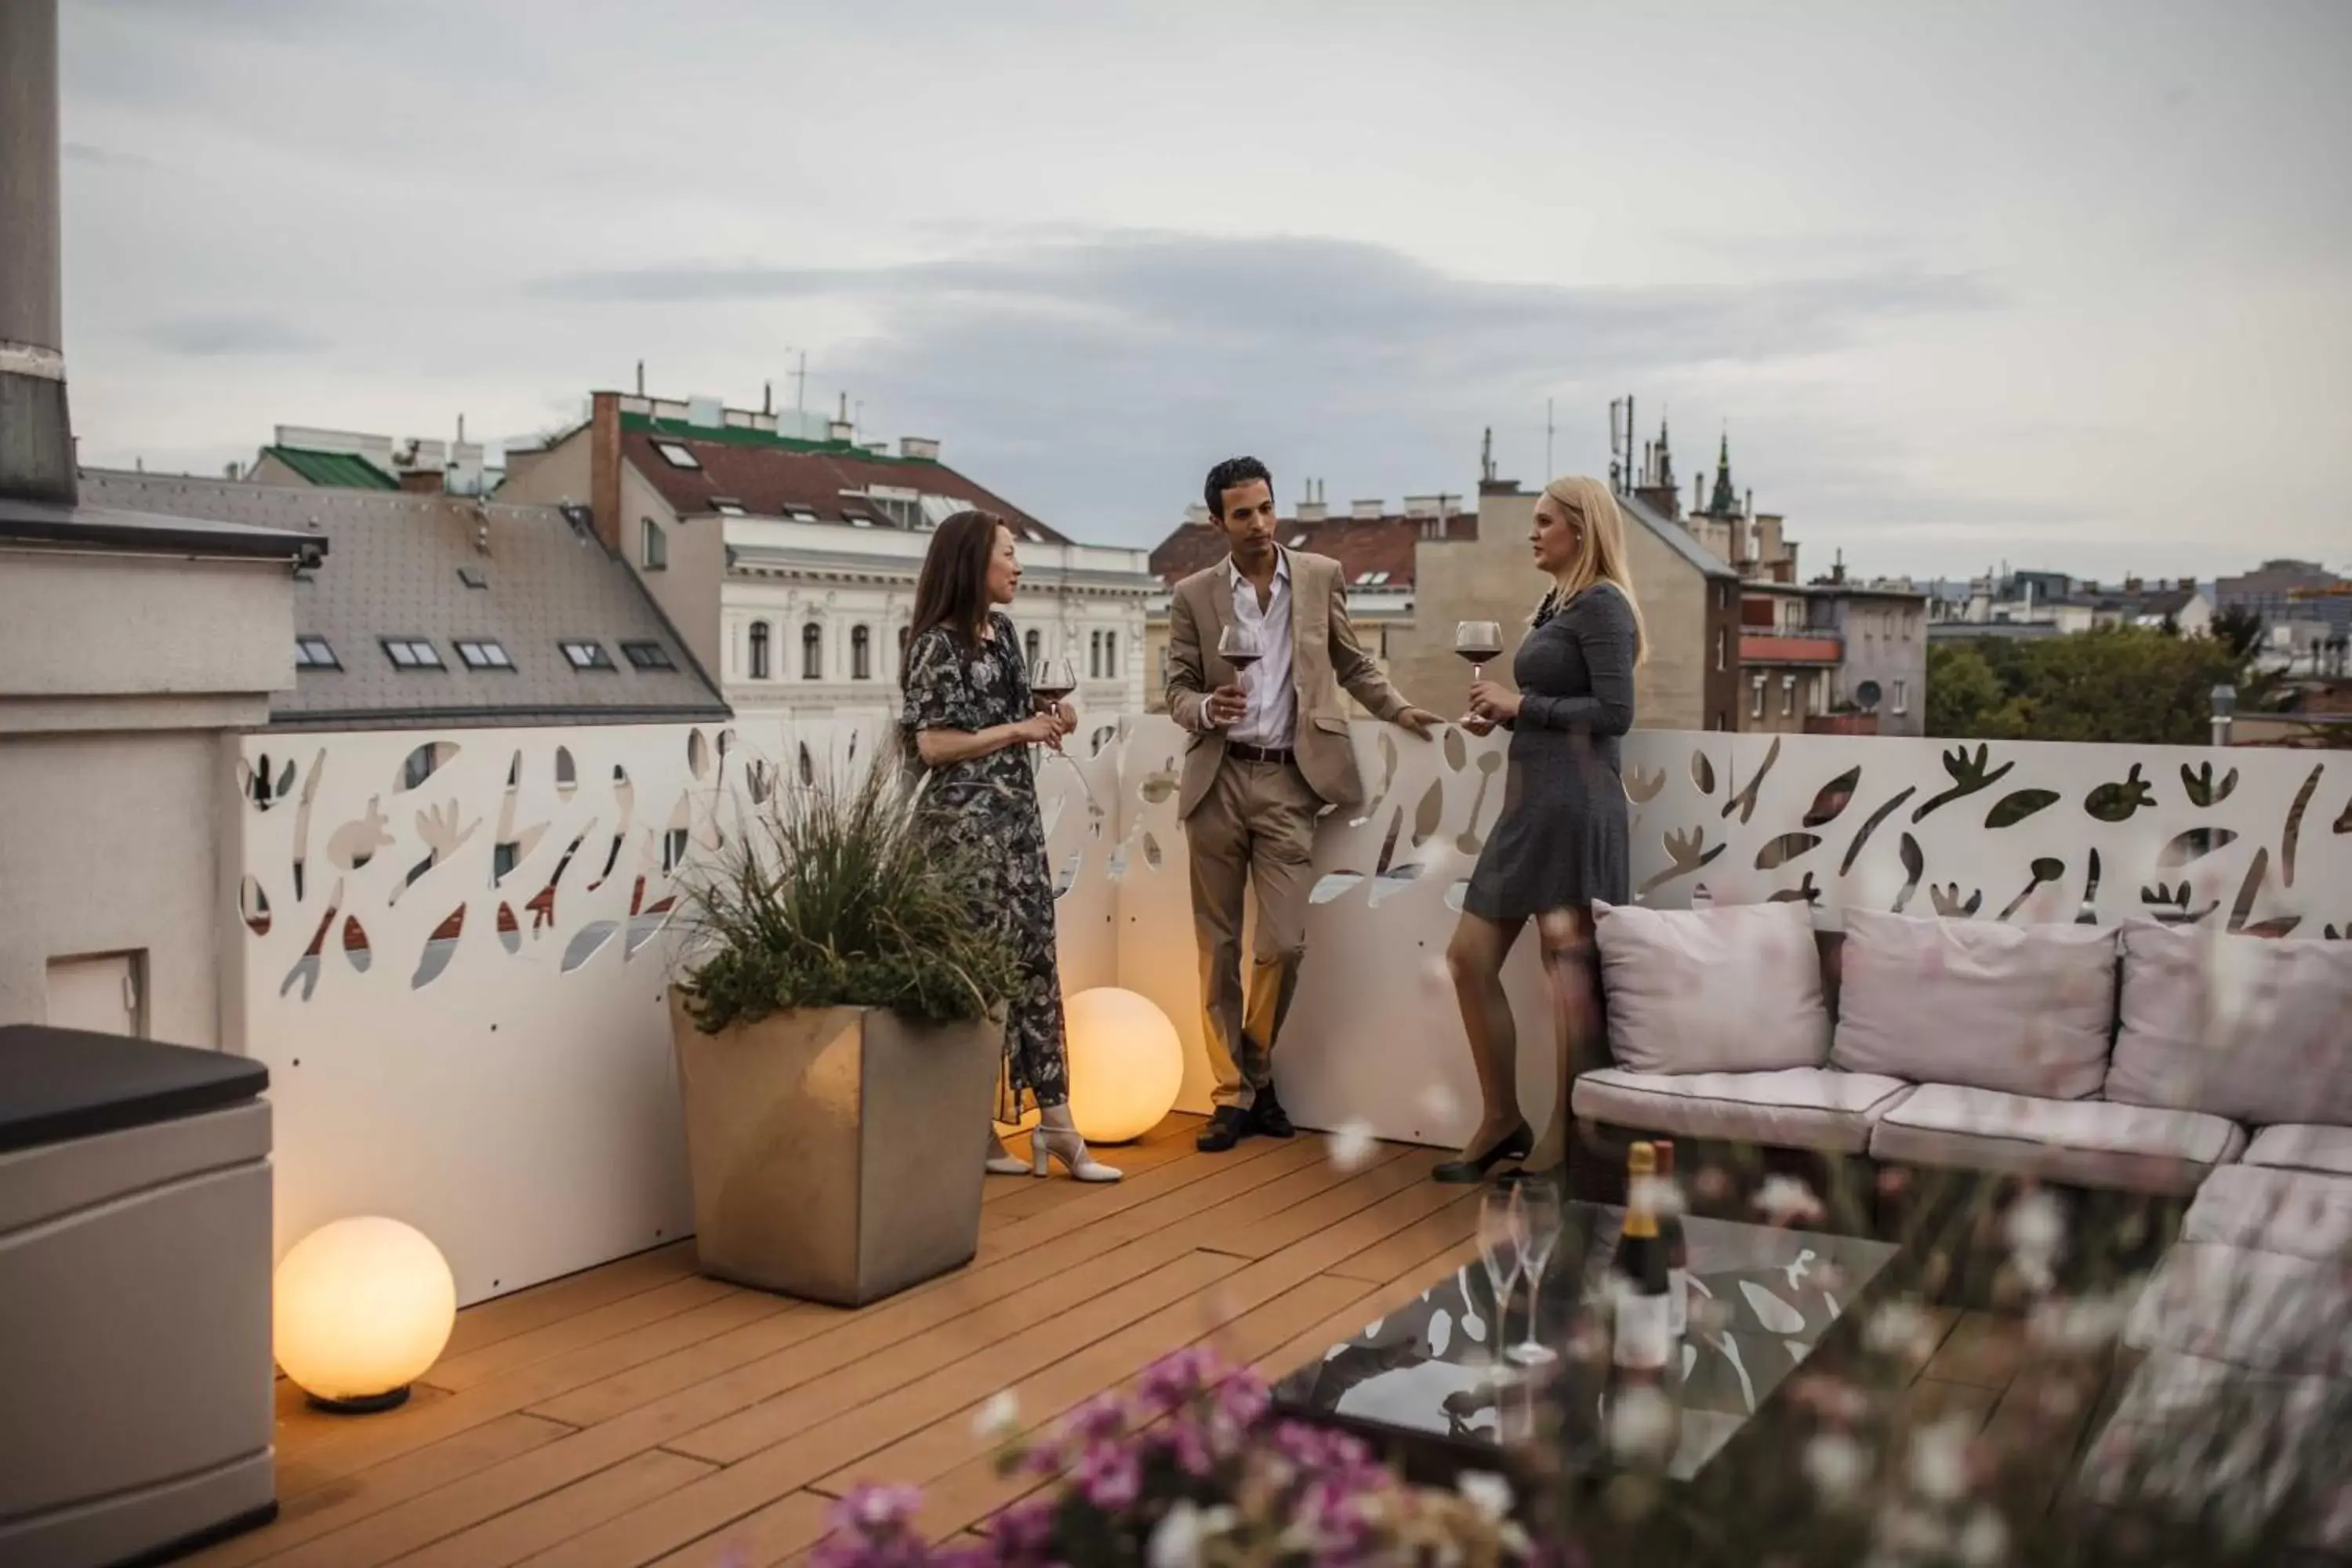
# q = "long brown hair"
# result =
<box><xmin>903</xmin><ymin>510</ymin><xmax>1007</xmax><ymax>684</ymax></box>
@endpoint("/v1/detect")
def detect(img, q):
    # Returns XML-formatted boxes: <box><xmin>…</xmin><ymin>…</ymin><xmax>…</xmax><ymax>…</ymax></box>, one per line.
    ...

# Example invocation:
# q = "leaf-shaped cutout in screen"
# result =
<box><xmin>1802</xmin><ymin>767</ymin><xmax>1863</xmax><ymax>829</ymax></box>
<box><xmin>1755</xmin><ymin>832</ymin><xmax>1822</xmax><ymax>871</ymax></box>
<box><xmin>2157</xmin><ymin>826</ymin><xmax>2238</xmax><ymax>869</ymax></box>
<box><xmin>1985</xmin><ymin>789</ymin><xmax>2061</xmax><ymax>829</ymax></box>
<box><xmin>1443</xmin><ymin>727</ymin><xmax>1468</xmax><ymax>772</ymax></box>
<box><xmin>1412</xmin><ymin>778</ymin><xmax>1445</xmax><ymax>849</ymax></box>
<box><xmin>1692</xmin><ymin>751</ymin><xmax>1717</xmax><ymax>795</ymax></box>
<box><xmin>1310</xmin><ymin>872</ymin><xmax>1365</xmax><ymax>905</ymax></box>
<box><xmin>561</xmin><ymin>920</ymin><xmax>618</xmax><ymax>973</ymax></box>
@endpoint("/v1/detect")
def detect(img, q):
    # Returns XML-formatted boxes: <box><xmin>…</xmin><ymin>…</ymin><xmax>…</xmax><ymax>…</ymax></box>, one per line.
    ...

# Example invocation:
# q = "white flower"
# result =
<box><xmin>1605</xmin><ymin>1386</ymin><xmax>1677</xmax><ymax>1460</ymax></box>
<box><xmin>1865</xmin><ymin>1301</ymin><xmax>1937</xmax><ymax>1363</ymax></box>
<box><xmin>2003</xmin><ymin>1191</ymin><xmax>2064</xmax><ymax>1291</ymax></box>
<box><xmin>1149</xmin><ymin>1500</ymin><xmax>1235</xmax><ymax>1568</ymax></box>
<box><xmin>1327</xmin><ymin>1120</ymin><xmax>1378</xmax><ymax>1173</ymax></box>
<box><xmin>1907</xmin><ymin>1417</ymin><xmax>1975</xmax><ymax>1504</ymax></box>
<box><xmin>2026</xmin><ymin>1287</ymin><xmax>2137</xmax><ymax>1353</ymax></box>
<box><xmin>971</xmin><ymin>1388</ymin><xmax>1020</xmax><ymax>1441</ymax></box>
<box><xmin>1457</xmin><ymin>1469</ymin><xmax>1515</xmax><ymax>1521</ymax></box>
<box><xmin>1752</xmin><ymin>1174</ymin><xmax>1825</xmax><ymax>1227</ymax></box>
<box><xmin>1956</xmin><ymin>1504</ymin><xmax>2009</xmax><ymax>1566</ymax></box>
<box><xmin>1805</xmin><ymin>1431</ymin><xmax>1871</xmax><ymax>1505</ymax></box>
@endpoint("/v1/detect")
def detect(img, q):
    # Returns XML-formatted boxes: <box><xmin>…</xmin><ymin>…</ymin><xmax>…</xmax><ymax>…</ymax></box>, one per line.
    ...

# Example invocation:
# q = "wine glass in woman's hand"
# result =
<box><xmin>1030</xmin><ymin>655</ymin><xmax>1078</xmax><ymax>742</ymax></box>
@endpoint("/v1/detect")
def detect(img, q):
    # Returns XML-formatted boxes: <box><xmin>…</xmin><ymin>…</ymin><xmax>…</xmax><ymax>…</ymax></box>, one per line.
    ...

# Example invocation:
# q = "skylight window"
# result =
<box><xmin>456</xmin><ymin>639</ymin><xmax>514</xmax><ymax>670</ymax></box>
<box><xmin>560</xmin><ymin>641</ymin><xmax>615</xmax><ymax>670</ymax></box>
<box><xmin>383</xmin><ymin>637</ymin><xmax>442</xmax><ymax>670</ymax></box>
<box><xmin>621</xmin><ymin>641</ymin><xmax>675</xmax><ymax>670</ymax></box>
<box><xmin>710</xmin><ymin>497</ymin><xmax>746</xmax><ymax>516</ymax></box>
<box><xmin>295</xmin><ymin>635</ymin><xmax>339</xmax><ymax>669</ymax></box>
<box><xmin>653</xmin><ymin>441</ymin><xmax>701</xmax><ymax>470</ymax></box>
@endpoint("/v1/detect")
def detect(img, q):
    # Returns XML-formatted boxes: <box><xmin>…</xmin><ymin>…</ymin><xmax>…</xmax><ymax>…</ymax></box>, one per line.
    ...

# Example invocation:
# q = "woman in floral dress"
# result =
<box><xmin>901</xmin><ymin>510</ymin><xmax>1120</xmax><ymax>1182</ymax></box>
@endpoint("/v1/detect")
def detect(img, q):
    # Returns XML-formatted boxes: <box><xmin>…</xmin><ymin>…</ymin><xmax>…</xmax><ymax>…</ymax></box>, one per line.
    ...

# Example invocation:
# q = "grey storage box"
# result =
<box><xmin>0</xmin><ymin>1025</ymin><xmax>275</xmax><ymax>1567</ymax></box>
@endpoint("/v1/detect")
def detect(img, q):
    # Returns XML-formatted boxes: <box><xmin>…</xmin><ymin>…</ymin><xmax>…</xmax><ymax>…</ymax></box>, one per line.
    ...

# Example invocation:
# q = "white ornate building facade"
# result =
<box><xmin>499</xmin><ymin>390</ymin><xmax>1155</xmax><ymax>721</ymax></box>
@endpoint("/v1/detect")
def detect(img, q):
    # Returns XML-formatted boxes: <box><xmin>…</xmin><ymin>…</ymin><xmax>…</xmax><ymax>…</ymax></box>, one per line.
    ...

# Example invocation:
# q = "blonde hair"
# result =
<box><xmin>1539</xmin><ymin>475</ymin><xmax>1649</xmax><ymax>665</ymax></box>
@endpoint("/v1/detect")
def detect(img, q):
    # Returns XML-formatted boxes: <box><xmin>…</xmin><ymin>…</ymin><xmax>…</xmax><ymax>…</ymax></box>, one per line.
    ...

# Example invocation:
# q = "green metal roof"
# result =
<box><xmin>264</xmin><ymin>446</ymin><xmax>400</xmax><ymax>490</ymax></box>
<box><xmin>619</xmin><ymin>412</ymin><xmax>940</xmax><ymax>465</ymax></box>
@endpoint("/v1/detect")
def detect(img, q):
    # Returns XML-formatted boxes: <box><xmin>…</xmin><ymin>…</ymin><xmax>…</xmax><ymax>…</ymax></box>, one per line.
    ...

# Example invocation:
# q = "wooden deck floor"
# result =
<box><xmin>194</xmin><ymin>1116</ymin><xmax>1492</xmax><ymax>1568</ymax></box>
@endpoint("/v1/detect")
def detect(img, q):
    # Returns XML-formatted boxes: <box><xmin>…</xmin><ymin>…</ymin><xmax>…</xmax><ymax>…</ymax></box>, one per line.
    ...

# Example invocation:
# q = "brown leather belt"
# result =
<box><xmin>1225</xmin><ymin>742</ymin><xmax>1295</xmax><ymax>765</ymax></box>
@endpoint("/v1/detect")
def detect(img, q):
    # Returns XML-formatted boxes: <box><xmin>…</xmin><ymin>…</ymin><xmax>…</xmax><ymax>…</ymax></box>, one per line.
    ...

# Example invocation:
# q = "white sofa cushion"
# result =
<box><xmin>2103</xmin><ymin>922</ymin><xmax>2352</xmax><ymax>1127</ymax></box>
<box><xmin>1592</xmin><ymin>900</ymin><xmax>1830</xmax><ymax>1076</ymax></box>
<box><xmin>1829</xmin><ymin>910</ymin><xmax>2119</xmax><ymax>1100</ymax></box>
<box><xmin>1569</xmin><ymin>1066</ymin><xmax>1915</xmax><ymax>1156</ymax></box>
<box><xmin>2244</xmin><ymin>1123</ymin><xmax>2352</xmax><ymax>1177</ymax></box>
<box><xmin>2183</xmin><ymin>1165</ymin><xmax>2352</xmax><ymax>1261</ymax></box>
<box><xmin>2124</xmin><ymin>1242</ymin><xmax>2350</xmax><ymax>1375</ymax></box>
<box><xmin>1867</xmin><ymin>1083</ymin><xmax>2244</xmax><ymax>1196</ymax></box>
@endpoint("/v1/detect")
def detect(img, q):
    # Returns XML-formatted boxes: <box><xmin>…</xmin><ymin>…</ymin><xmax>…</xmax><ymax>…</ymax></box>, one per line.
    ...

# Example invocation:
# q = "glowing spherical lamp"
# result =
<box><xmin>273</xmin><ymin>1217</ymin><xmax>456</xmax><ymax>1414</ymax></box>
<box><xmin>1062</xmin><ymin>987</ymin><xmax>1185</xmax><ymax>1145</ymax></box>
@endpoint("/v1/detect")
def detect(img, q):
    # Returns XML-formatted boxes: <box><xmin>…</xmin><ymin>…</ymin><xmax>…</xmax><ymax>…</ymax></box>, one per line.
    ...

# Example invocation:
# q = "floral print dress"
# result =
<box><xmin>901</xmin><ymin>611</ymin><xmax>1069</xmax><ymax>1119</ymax></box>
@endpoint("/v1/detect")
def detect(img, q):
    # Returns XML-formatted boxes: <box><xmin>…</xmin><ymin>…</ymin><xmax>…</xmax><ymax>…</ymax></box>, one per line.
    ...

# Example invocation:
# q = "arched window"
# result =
<box><xmin>1089</xmin><ymin>630</ymin><xmax>1103</xmax><ymax>679</ymax></box>
<box><xmin>851</xmin><ymin>624</ymin><xmax>872</xmax><ymax>681</ymax></box>
<box><xmin>1104</xmin><ymin>630</ymin><xmax>1118</xmax><ymax>678</ymax></box>
<box><xmin>1023</xmin><ymin>628</ymin><xmax>1040</xmax><ymax>667</ymax></box>
<box><xmin>802</xmin><ymin>622</ymin><xmax>823</xmax><ymax>680</ymax></box>
<box><xmin>748</xmin><ymin>622</ymin><xmax>771</xmax><ymax>680</ymax></box>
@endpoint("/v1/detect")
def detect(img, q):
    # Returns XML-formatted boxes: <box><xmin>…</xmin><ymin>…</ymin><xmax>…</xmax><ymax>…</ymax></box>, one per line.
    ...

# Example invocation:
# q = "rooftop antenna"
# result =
<box><xmin>635</xmin><ymin>360</ymin><xmax>645</xmax><ymax>395</ymax></box>
<box><xmin>762</xmin><ymin>381</ymin><xmax>773</xmax><ymax>416</ymax></box>
<box><xmin>790</xmin><ymin>349</ymin><xmax>808</xmax><ymax>417</ymax></box>
<box><xmin>1479</xmin><ymin>426</ymin><xmax>1495</xmax><ymax>485</ymax></box>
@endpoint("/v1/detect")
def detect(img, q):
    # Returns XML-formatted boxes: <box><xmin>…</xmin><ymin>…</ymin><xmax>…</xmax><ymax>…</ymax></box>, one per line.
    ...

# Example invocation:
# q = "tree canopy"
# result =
<box><xmin>1926</xmin><ymin>626</ymin><xmax>2250</xmax><ymax>746</ymax></box>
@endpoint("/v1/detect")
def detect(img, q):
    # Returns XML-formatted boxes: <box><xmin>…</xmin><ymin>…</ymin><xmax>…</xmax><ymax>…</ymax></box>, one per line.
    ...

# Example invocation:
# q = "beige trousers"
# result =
<box><xmin>1185</xmin><ymin>757</ymin><xmax>1321</xmax><ymax>1110</ymax></box>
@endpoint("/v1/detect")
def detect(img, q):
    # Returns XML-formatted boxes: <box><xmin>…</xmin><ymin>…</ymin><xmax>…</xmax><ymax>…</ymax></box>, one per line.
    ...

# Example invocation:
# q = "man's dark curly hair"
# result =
<box><xmin>1203</xmin><ymin>456</ymin><xmax>1273</xmax><ymax>521</ymax></box>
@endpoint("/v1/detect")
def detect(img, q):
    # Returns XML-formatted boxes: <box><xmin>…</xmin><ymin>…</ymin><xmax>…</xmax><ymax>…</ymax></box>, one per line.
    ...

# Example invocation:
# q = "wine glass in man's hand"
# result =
<box><xmin>1209</xmin><ymin>623</ymin><xmax>1261</xmax><ymax>728</ymax></box>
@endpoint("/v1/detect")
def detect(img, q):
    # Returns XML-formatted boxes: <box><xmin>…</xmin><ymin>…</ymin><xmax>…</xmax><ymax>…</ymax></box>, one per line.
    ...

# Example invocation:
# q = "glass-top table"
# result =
<box><xmin>1272</xmin><ymin>1201</ymin><xmax>1903</xmax><ymax>1484</ymax></box>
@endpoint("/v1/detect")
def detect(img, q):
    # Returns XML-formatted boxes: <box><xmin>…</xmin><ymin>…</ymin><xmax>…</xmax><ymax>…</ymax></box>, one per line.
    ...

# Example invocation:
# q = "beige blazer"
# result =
<box><xmin>1163</xmin><ymin>547</ymin><xmax>1412</xmax><ymax>818</ymax></box>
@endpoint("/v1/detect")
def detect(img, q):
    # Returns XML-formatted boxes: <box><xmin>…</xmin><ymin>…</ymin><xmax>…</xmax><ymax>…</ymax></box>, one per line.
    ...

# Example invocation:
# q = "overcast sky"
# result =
<box><xmin>57</xmin><ymin>0</ymin><xmax>2352</xmax><ymax>579</ymax></box>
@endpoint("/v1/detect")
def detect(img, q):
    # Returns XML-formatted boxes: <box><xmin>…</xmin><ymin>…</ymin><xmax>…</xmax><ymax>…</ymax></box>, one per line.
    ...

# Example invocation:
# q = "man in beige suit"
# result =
<box><xmin>1166</xmin><ymin>456</ymin><xmax>1440</xmax><ymax>1152</ymax></box>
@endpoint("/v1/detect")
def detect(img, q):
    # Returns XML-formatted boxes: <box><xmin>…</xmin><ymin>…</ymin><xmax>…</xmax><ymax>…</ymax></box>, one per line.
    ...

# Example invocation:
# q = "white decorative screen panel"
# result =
<box><xmin>231</xmin><ymin>717</ymin><xmax>2348</xmax><ymax>1304</ymax></box>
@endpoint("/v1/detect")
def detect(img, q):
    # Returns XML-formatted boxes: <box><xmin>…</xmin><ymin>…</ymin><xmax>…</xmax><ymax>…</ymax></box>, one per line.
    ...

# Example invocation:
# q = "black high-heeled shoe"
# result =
<box><xmin>1432</xmin><ymin>1121</ymin><xmax>1533</xmax><ymax>1184</ymax></box>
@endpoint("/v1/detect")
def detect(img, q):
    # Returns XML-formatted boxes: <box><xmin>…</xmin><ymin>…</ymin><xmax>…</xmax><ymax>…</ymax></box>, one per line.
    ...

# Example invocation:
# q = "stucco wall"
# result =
<box><xmin>0</xmin><ymin>552</ymin><xmax>292</xmax><ymax>715</ymax></box>
<box><xmin>0</xmin><ymin>731</ymin><xmax>232</xmax><ymax>1044</ymax></box>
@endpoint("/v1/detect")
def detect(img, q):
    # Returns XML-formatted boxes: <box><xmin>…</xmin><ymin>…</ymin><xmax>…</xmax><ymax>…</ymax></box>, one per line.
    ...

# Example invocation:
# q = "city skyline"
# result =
<box><xmin>55</xmin><ymin>0</ymin><xmax>2350</xmax><ymax>579</ymax></box>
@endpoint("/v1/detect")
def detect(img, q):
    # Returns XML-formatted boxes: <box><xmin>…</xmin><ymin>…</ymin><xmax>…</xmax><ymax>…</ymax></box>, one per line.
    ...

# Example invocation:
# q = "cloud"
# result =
<box><xmin>142</xmin><ymin>313</ymin><xmax>328</xmax><ymax>357</ymax></box>
<box><xmin>528</xmin><ymin>234</ymin><xmax>1996</xmax><ymax>535</ymax></box>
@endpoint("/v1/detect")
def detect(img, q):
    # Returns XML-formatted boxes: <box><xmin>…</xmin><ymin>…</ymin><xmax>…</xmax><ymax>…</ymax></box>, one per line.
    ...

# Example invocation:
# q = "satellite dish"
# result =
<box><xmin>1855</xmin><ymin>680</ymin><xmax>1883</xmax><ymax>713</ymax></box>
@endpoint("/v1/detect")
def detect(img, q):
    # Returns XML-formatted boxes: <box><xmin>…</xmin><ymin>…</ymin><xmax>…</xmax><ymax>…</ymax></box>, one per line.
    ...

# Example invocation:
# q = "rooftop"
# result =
<box><xmin>260</xmin><ymin>445</ymin><xmax>401</xmax><ymax>491</ymax></box>
<box><xmin>619</xmin><ymin>413</ymin><xmax>1066</xmax><ymax>545</ymax></box>
<box><xmin>1148</xmin><ymin>510</ymin><xmax>1470</xmax><ymax>590</ymax></box>
<box><xmin>78</xmin><ymin>470</ymin><xmax>728</xmax><ymax>730</ymax></box>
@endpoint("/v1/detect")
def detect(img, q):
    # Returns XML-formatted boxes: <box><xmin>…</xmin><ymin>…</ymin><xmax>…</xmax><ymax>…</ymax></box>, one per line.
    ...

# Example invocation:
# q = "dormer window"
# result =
<box><xmin>561</xmin><ymin>641</ymin><xmax>615</xmax><ymax>670</ymax></box>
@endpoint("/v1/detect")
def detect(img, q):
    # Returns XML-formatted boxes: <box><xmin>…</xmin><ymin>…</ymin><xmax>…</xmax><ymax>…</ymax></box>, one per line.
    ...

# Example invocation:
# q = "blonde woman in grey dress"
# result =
<box><xmin>1434</xmin><ymin>475</ymin><xmax>1645</xmax><ymax>1184</ymax></box>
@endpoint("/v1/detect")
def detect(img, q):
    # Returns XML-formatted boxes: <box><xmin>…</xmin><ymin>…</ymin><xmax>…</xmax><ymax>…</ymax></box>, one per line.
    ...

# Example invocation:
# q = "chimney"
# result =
<box><xmin>398</xmin><ymin>469</ymin><xmax>445</xmax><ymax>496</ymax></box>
<box><xmin>1693</xmin><ymin>475</ymin><xmax>1704</xmax><ymax>516</ymax></box>
<box><xmin>0</xmin><ymin>0</ymin><xmax>74</xmax><ymax>505</ymax></box>
<box><xmin>1297</xmin><ymin>484</ymin><xmax>1327</xmax><ymax>522</ymax></box>
<box><xmin>589</xmin><ymin>389</ymin><xmax>623</xmax><ymax>556</ymax></box>
<box><xmin>827</xmin><ymin>419</ymin><xmax>855</xmax><ymax>443</ymax></box>
<box><xmin>1351</xmin><ymin>498</ymin><xmax>1384</xmax><ymax>520</ymax></box>
<box><xmin>1185</xmin><ymin>503</ymin><xmax>1210</xmax><ymax>525</ymax></box>
<box><xmin>898</xmin><ymin>436</ymin><xmax>941</xmax><ymax>461</ymax></box>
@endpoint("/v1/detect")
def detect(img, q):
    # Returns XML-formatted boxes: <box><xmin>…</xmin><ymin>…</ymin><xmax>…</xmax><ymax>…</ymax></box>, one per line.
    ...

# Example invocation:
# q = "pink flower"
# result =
<box><xmin>1076</xmin><ymin>1439</ymin><xmax>1142</xmax><ymax>1512</ymax></box>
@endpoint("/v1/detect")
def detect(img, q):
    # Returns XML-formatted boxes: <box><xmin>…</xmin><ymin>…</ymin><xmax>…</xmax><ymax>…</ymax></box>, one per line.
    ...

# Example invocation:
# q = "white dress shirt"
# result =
<box><xmin>1218</xmin><ymin>551</ymin><xmax>1297</xmax><ymax>749</ymax></box>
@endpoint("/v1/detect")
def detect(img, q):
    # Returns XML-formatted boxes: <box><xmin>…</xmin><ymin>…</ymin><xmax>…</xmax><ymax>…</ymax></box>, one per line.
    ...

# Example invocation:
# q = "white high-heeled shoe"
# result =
<box><xmin>984</xmin><ymin>1133</ymin><xmax>1029</xmax><ymax>1177</ymax></box>
<box><xmin>1032</xmin><ymin>1110</ymin><xmax>1121</xmax><ymax>1182</ymax></box>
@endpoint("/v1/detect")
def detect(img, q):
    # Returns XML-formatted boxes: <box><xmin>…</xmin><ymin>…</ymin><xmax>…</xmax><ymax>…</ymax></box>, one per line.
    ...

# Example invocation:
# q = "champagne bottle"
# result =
<box><xmin>1610</xmin><ymin>1142</ymin><xmax>1672</xmax><ymax>1373</ymax></box>
<box><xmin>1654</xmin><ymin>1138</ymin><xmax>1690</xmax><ymax>1339</ymax></box>
<box><xmin>1605</xmin><ymin>1142</ymin><xmax>1679</xmax><ymax>1465</ymax></box>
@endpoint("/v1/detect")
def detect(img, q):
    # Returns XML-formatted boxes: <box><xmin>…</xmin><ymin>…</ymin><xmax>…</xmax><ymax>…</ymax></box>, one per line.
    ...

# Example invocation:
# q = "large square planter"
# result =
<box><xmin>668</xmin><ymin>993</ymin><xmax>1002</xmax><ymax>1307</ymax></box>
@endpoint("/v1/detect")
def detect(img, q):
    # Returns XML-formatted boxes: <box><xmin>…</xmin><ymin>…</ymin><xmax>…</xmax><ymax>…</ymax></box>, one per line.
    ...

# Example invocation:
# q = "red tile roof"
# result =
<box><xmin>621</xmin><ymin>417</ymin><xmax>1065</xmax><ymax>543</ymax></box>
<box><xmin>1148</xmin><ymin>511</ymin><xmax>1475</xmax><ymax>588</ymax></box>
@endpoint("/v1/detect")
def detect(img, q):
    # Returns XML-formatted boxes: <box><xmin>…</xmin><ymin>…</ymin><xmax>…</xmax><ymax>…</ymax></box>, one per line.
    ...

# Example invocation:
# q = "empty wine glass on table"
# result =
<box><xmin>1507</xmin><ymin>1177</ymin><xmax>1563</xmax><ymax>1367</ymax></box>
<box><xmin>1476</xmin><ymin>1184</ymin><xmax>1526</xmax><ymax>1379</ymax></box>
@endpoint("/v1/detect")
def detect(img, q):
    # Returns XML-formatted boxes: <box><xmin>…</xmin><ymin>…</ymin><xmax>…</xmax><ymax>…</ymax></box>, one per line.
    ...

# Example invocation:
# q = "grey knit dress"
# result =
<box><xmin>1461</xmin><ymin>582</ymin><xmax>1638</xmax><ymax>921</ymax></box>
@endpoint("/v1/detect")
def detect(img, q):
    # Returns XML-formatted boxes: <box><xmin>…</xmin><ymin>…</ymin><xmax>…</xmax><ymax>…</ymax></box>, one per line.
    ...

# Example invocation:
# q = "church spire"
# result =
<box><xmin>1708</xmin><ymin>427</ymin><xmax>1738</xmax><ymax>517</ymax></box>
